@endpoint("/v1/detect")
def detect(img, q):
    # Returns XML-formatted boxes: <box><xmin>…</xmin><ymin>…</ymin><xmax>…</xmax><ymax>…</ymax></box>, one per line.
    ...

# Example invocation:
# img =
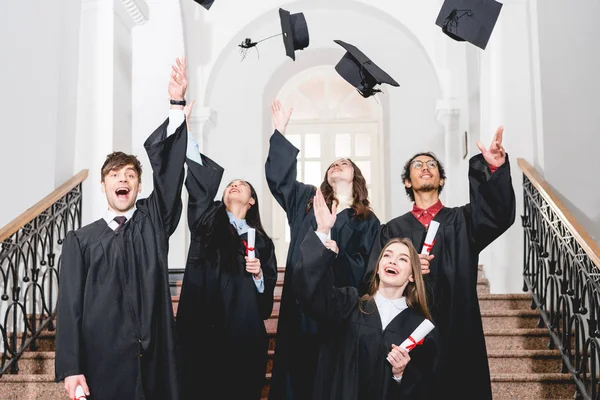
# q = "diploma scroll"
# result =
<box><xmin>399</xmin><ymin>319</ymin><xmax>435</xmax><ymax>351</ymax></box>
<box><xmin>387</xmin><ymin>319</ymin><xmax>435</xmax><ymax>366</ymax></box>
<box><xmin>75</xmin><ymin>385</ymin><xmax>86</xmax><ymax>400</ymax></box>
<box><xmin>420</xmin><ymin>221</ymin><xmax>440</xmax><ymax>255</ymax></box>
<box><xmin>247</xmin><ymin>228</ymin><xmax>256</xmax><ymax>259</ymax></box>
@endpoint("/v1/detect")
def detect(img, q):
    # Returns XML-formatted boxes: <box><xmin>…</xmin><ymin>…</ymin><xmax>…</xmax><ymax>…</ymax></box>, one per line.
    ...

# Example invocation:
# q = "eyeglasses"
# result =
<box><xmin>411</xmin><ymin>160</ymin><xmax>438</xmax><ymax>170</ymax></box>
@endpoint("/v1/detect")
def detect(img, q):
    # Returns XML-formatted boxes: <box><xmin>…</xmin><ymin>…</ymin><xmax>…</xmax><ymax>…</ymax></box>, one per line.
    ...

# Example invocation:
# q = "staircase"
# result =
<box><xmin>0</xmin><ymin>267</ymin><xmax>577</xmax><ymax>399</ymax></box>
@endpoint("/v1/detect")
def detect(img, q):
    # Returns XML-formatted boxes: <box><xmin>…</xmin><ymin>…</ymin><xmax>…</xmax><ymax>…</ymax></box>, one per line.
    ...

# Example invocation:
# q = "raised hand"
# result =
<box><xmin>271</xmin><ymin>99</ymin><xmax>293</xmax><ymax>135</ymax></box>
<box><xmin>314</xmin><ymin>189</ymin><xmax>337</xmax><ymax>236</ymax></box>
<box><xmin>476</xmin><ymin>125</ymin><xmax>506</xmax><ymax>168</ymax></box>
<box><xmin>169</xmin><ymin>56</ymin><xmax>188</xmax><ymax>101</ymax></box>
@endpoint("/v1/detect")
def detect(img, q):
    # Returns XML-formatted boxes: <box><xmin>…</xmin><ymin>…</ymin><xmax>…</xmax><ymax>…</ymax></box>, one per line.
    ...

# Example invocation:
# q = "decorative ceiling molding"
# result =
<box><xmin>120</xmin><ymin>0</ymin><xmax>149</xmax><ymax>25</ymax></box>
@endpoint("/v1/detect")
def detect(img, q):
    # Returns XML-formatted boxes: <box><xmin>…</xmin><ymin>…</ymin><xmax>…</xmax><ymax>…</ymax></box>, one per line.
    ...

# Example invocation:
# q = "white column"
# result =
<box><xmin>435</xmin><ymin>101</ymin><xmax>461</xmax><ymax>207</ymax></box>
<box><xmin>189</xmin><ymin>107</ymin><xmax>218</xmax><ymax>153</ymax></box>
<box><xmin>479</xmin><ymin>0</ymin><xmax>534</xmax><ymax>293</ymax></box>
<box><xmin>74</xmin><ymin>0</ymin><xmax>148</xmax><ymax>225</ymax></box>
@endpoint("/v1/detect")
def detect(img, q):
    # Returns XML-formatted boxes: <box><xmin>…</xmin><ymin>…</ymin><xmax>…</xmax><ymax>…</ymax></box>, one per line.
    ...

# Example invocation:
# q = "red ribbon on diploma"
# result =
<box><xmin>422</xmin><ymin>238</ymin><xmax>437</xmax><ymax>254</ymax></box>
<box><xmin>405</xmin><ymin>335</ymin><xmax>425</xmax><ymax>351</ymax></box>
<box><xmin>242</xmin><ymin>240</ymin><xmax>255</xmax><ymax>256</ymax></box>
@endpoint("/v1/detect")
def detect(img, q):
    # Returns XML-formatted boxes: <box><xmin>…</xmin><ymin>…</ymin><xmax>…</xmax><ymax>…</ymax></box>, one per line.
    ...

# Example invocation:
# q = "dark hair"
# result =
<box><xmin>307</xmin><ymin>158</ymin><xmax>373</xmax><ymax>220</ymax></box>
<box><xmin>360</xmin><ymin>237</ymin><xmax>431</xmax><ymax>320</ymax></box>
<box><xmin>401</xmin><ymin>152</ymin><xmax>446</xmax><ymax>202</ymax></box>
<box><xmin>195</xmin><ymin>180</ymin><xmax>270</xmax><ymax>274</ymax></box>
<box><xmin>222</xmin><ymin>180</ymin><xmax>267</xmax><ymax>238</ymax></box>
<box><xmin>101</xmin><ymin>152</ymin><xmax>143</xmax><ymax>183</ymax></box>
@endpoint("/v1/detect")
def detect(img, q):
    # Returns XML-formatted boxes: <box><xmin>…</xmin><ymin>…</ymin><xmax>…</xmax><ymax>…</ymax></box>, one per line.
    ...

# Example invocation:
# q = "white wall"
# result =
<box><xmin>534</xmin><ymin>0</ymin><xmax>600</xmax><ymax>244</ymax></box>
<box><xmin>200</xmin><ymin>5</ymin><xmax>442</xmax><ymax>231</ymax></box>
<box><xmin>0</xmin><ymin>0</ymin><xmax>81</xmax><ymax>227</ymax></box>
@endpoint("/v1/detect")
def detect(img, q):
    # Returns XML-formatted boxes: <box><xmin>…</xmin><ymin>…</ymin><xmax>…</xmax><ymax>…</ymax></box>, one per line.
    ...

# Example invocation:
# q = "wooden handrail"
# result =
<box><xmin>0</xmin><ymin>170</ymin><xmax>89</xmax><ymax>242</ymax></box>
<box><xmin>518</xmin><ymin>158</ymin><xmax>600</xmax><ymax>267</ymax></box>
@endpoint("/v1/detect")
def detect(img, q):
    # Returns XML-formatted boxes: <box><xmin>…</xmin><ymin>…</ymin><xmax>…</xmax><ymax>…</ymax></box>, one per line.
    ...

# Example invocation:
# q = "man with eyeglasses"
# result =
<box><xmin>364</xmin><ymin>126</ymin><xmax>516</xmax><ymax>400</ymax></box>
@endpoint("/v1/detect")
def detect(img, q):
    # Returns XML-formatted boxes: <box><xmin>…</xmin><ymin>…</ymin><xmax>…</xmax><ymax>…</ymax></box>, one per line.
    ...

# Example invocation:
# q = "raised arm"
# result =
<box><xmin>55</xmin><ymin>232</ymin><xmax>89</xmax><ymax>397</ymax></box>
<box><xmin>185</xmin><ymin>154</ymin><xmax>224</xmax><ymax>235</ymax></box>
<box><xmin>143</xmin><ymin>57</ymin><xmax>189</xmax><ymax>237</ymax></box>
<box><xmin>468</xmin><ymin>126</ymin><xmax>516</xmax><ymax>251</ymax></box>
<box><xmin>293</xmin><ymin>190</ymin><xmax>358</xmax><ymax>329</ymax></box>
<box><xmin>265</xmin><ymin>100</ymin><xmax>314</xmax><ymax>221</ymax></box>
<box><xmin>335</xmin><ymin>215</ymin><xmax>380</xmax><ymax>289</ymax></box>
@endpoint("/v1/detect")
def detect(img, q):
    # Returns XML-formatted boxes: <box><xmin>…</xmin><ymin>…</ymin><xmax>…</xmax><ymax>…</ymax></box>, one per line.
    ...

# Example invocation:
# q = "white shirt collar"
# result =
<box><xmin>375</xmin><ymin>292</ymin><xmax>408</xmax><ymax>312</ymax></box>
<box><xmin>374</xmin><ymin>292</ymin><xmax>408</xmax><ymax>330</ymax></box>
<box><xmin>103</xmin><ymin>206</ymin><xmax>137</xmax><ymax>230</ymax></box>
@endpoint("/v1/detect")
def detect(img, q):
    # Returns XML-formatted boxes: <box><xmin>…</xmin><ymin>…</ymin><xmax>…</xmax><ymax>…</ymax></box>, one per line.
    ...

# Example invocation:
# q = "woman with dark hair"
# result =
<box><xmin>176</xmin><ymin>103</ymin><xmax>277</xmax><ymax>400</ymax></box>
<box><xmin>292</xmin><ymin>189</ymin><xmax>438</xmax><ymax>399</ymax></box>
<box><xmin>265</xmin><ymin>100</ymin><xmax>381</xmax><ymax>399</ymax></box>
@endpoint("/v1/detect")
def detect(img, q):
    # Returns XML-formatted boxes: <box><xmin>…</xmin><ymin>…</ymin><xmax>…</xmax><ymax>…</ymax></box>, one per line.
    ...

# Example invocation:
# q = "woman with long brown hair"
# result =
<box><xmin>266</xmin><ymin>100</ymin><xmax>381</xmax><ymax>399</ymax></box>
<box><xmin>292</xmin><ymin>190</ymin><xmax>438</xmax><ymax>399</ymax></box>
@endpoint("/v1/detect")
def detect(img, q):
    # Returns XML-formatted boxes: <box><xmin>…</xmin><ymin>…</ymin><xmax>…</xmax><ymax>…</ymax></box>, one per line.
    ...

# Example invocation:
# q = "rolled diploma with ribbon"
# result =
<box><xmin>420</xmin><ymin>221</ymin><xmax>440</xmax><ymax>255</ymax></box>
<box><xmin>387</xmin><ymin>319</ymin><xmax>435</xmax><ymax>365</ymax></box>
<box><xmin>247</xmin><ymin>228</ymin><xmax>256</xmax><ymax>259</ymax></box>
<box><xmin>399</xmin><ymin>319</ymin><xmax>435</xmax><ymax>352</ymax></box>
<box><xmin>75</xmin><ymin>385</ymin><xmax>87</xmax><ymax>400</ymax></box>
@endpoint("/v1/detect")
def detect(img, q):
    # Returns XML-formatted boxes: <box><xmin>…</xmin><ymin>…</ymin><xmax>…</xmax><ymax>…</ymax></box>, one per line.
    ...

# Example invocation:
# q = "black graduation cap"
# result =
<box><xmin>238</xmin><ymin>8</ymin><xmax>309</xmax><ymax>61</ymax></box>
<box><xmin>333</xmin><ymin>40</ymin><xmax>399</xmax><ymax>98</ymax></box>
<box><xmin>279</xmin><ymin>8</ymin><xmax>309</xmax><ymax>61</ymax></box>
<box><xmin>194</xmin><ymin>0</ymin><xmax>214</xmax><ymax>10</ymax></box>
<box><xmin>435</xmin><ymin>0</ymin><xmax>503</xmax><ymax>50</ymax></box>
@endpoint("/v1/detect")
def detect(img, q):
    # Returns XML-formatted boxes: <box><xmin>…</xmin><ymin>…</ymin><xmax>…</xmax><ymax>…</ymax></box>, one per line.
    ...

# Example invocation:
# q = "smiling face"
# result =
<box><xmin>377</xmin><ymin>242</ymin><xmax>414</xmax><ymax>289</ymax></box>
<box><xmin>101</xmin><ymin>164</ymin><xmax>141</xmax><ymax>213</ymax></box>
<box><xmin>326</xmin><ymin>158</ymin><xmax>354</xmax><ymax>186</ymax></box>
<box><xmin>405</xmin><ymin>155</ymin><xmax>444</xmax><ymax>193</ymax></box>
<box><xmin>223</xmin><ymin>180</ymin><xmax>255</xmax><ymax>210</ymax></box>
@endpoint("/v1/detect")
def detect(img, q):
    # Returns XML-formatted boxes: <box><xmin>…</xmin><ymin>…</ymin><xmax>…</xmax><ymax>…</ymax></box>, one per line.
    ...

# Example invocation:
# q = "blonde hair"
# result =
<box><xmin>360</xmin><ymin>237</ymin><xmax>431</xmax><ymax>320</ymax></box>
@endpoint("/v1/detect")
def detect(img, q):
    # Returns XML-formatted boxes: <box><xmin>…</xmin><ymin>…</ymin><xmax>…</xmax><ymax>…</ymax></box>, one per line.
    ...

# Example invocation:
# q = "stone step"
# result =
<box><xmin>481</xmin><ymin>309</ymin><xmax>540</xmax><ymax>330</ymax></box>
<box><xmin>0</xmin><ymin>374</ymin><xmax>64</xmax><ymax>399</ymax></box>
<box><xmin>477</xmin><ymin>277</ymin><xmax>490</xmax><ymax>294</ymax></box>
<box><xmin>484</xmin><ymin>328</ymin><xmax>552</xmax><ymax>351</ymax></box>
<box><xmin>487</xmin><ymin>349</ymin><xmax>562</xmax><ymax>374</ymax></box>
<box><xmin>7</xmin><ymin>352</ymin><xmax>55</xmax><ymax>375</ymax></box>
<box><xmin>491</xmin><ymin>373</ymin><xmax>576</xmax><ymax>399</ymax></box>
<box><xmin>478</xmin><ymin>293</ymin><xmax>533</xmax><ymax>311</ymax></box>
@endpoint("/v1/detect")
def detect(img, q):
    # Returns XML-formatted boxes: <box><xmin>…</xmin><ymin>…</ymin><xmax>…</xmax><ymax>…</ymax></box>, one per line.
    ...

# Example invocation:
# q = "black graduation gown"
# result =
<box><xmin>55</xmin><ymin>118</ymin><xmax>187</xmax><ymax>399</ymax></box>
<box><xmin>176</xmin><ymin>154</ymin><xmax>277</xmax><ymax>400</ymax></box>
<box><xmin>293</xmin><ymin>231</ymin><xmax>438</xmax><ymax>400</ymax></box>
<box><xmin>265</xmin><ymin>130</ymin><xmax>381</xmax><ymax>400</ymax></box>
<box><xmin>365</xmin><ymin>154</ymin><xmax>516</xmax><ymax>400</ymax></box>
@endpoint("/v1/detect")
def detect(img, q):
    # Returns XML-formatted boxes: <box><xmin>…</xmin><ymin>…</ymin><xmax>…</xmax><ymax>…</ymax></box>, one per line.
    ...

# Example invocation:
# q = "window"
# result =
<box><xmin>271</xmin><ymin>66</ymin><xmax>383</xmax><ymax>264</ymax></box>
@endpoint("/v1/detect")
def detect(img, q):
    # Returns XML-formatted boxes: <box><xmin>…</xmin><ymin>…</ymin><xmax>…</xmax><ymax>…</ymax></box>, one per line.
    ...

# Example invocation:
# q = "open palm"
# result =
<box><xmin>314</xmin><ymin>189</ymin><xmax>336</xmax><ymax>234</ymax></box>
<box><xmin>476</xmin><ymin>125</ymin><xmax>506</xmax><ymax>167</ymax></box>
<box><xmin>271</xmin><ymin>99</ymin><xmax>293</xmax><ymax>135</ymax></box>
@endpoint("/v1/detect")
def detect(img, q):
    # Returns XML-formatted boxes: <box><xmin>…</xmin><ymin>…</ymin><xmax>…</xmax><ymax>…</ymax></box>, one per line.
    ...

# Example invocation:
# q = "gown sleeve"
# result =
<box><xmin>143</xmin><ymin>117</ymin><xmax>188</xmax><ymax>238</ymax></box>
<box><xmin>185</xmin><ymin>154</ymin><xmax>224</xmax><ymax>234</ymax></box>
<box><xmin>336</xmin><ymin>215</ymin><xmax>380</xmax><ymax>290</ymax></box>
<box><xmin>466</xmin><ymin>154</ymin><xmax>516</xmax><ymax>252</ymax></box>
<box><xmin>361</xmin><ymin>222</ymin><xmax>390</xmax><ymax>295</ymax></box>
<box><xmin>55</xmin><ymin>231</ymin><xmax>87</xmax><ymax>382</ymax></box>
<box><xmin>265</xmin><ymin>130</ymin><xmax>315</xmax><ymax>223</ymax></box>
<box><xmin>292</xmin><ymin>231</ymin><xmax>359</xmax><ymax>331</ymax></box>
<box><xmin>256</xmin><ymin>238</ymin><xmax>278</xmax><ymax>320</ymax></box>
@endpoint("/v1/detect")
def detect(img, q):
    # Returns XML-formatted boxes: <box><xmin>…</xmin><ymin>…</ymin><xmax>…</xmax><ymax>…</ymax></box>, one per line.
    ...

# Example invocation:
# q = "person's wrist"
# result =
<box><xmin>316</xmin><ymin>227</ymin><xmax>330</xmax><ymax>235</ymax></box>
